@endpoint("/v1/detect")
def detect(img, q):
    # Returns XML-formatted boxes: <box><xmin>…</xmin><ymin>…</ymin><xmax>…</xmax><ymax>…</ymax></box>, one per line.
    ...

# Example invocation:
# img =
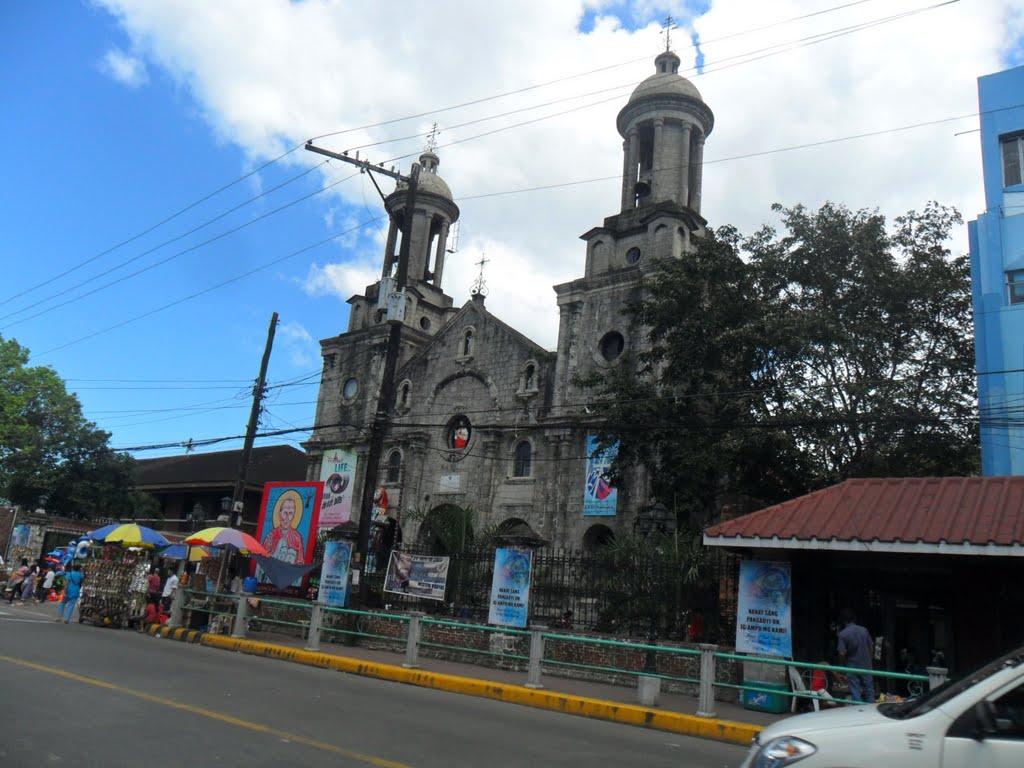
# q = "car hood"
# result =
<box><xmin>757</xmin><ymin>704</ymin><xmax>890</xmax><ymax>741</ymax></box>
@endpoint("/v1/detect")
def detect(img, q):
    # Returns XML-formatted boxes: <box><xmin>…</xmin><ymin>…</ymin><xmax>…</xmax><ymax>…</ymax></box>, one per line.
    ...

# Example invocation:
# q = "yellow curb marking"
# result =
<box><xmin>197</xmin><ymin>634</ymin><xmax>762</xmax><ymax>746</ymax></box>
<box><xmin>0</xmin><ymin>654</ymin><xmax>412</xmax><ymax>768</ymax></box>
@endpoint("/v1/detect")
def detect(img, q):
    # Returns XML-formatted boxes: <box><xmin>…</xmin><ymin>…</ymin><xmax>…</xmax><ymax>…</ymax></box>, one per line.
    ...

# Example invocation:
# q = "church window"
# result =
<box><xmin>513</xmin><ymin>440</ymin><xmax>532</xmax><ymax>478</ymax></box>
<box><xmin>419</xmin><ymin>316</ymin><xmax>432</xmax><ymax>331</ymax></box>
<box><xmin>599</xmin><ymin>331</ymin><xmax>625</xmax><ymax>362</ymax></box>
<box><xmin>524</xmin><ymin>364</ymin><xmax>536</xmax><ymax>390</ymax></box>
<box><xmin>342</xmin><ymin>377</ymin><xmax>359</xmax><ymax>400</ymax></box>
<box><xmin>447</xmin><ymin>415</ymin><xmax>471</xmax><ymax>450</ymax></box>
<box><xmin>385</xmin><ymin>449</ymin><xmax>402</xmax><ymax>483</ymax></box>
<box><xmin>461</xmin><ymin>328</ymin><xmax>474</xmax><ymax>357</ymax></box>
<box><xmin>1008</xmin><ymin>270</ymin><xmax>1024</xmax><ymax>305</ymax></box>
<box><xmin>1002</xmin><ymin>134</ymin><xmax>1024</xmax><ymax>187</ymax></box>
<box><xmin>625</xmin><ymin>247</ymin><xmax>642</xmax><ymax>265</ymax></box>
<box><xmin>399</xmin><ymin>381</ymin><xmax>411</xmax><ymax>409</ymax></box>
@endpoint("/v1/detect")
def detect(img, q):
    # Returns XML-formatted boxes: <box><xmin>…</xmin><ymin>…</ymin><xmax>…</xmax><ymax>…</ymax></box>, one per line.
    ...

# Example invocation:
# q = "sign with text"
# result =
<box><xmin>318</xmin><ymin>540</ymin><xmax>353</xmax><ymax>608</ymax></box>
<box><xmin>383</xmin><ymin>551</ymin><xmax>450</xmax><ymax>601</ymax></box>
<box><xmin>319</xmin><ymin>447</ymin><xmax>356</xmax><ymax>529</ymax></box>
<box><xmin>487</xmin><ymin>548</ymin><xmax>533</xmax><ymax>628</ymax></box>
<box><xmin>583</xmin><ymin>436</ymin><xmax>618</xmax><ymax>516</ymax></box>
<box><xmin>735</xmin><ymin>560</ymin><xmax>792</xmax><ymax>657</ymax></box>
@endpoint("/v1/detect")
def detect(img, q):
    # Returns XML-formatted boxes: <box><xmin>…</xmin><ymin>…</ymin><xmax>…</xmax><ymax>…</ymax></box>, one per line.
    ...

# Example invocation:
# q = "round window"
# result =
<box><xmin>342</xmin><ymin>377</ymin><xmax>359</xmax><ymax>400</ymax></box>
<box><xmin>625</xmin><ymin>247</ymin><xmax>641</xmax><ymax>265</ymax></box>
<box><xmin>599</xmin><ymin>332</ymin><xmax>625</xmax><ymax>362</ymax></box>
<box><xmin>419</xmin><ymin>316</ymin><xmax>432</xmax><ymax>331</ymax></box>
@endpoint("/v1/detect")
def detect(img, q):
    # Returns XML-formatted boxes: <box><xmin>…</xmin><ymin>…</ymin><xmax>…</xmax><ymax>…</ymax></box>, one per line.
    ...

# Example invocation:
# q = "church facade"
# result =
<box><xmin>304</xmin><ymin>50</ymin><xmax>714</xmax><ymax>551</ymax></box>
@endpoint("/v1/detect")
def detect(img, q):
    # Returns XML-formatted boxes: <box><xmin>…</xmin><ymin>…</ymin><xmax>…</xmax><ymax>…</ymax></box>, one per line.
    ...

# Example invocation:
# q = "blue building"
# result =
<box><xmin>970</xmin><ymin>64</ymin><xmax>1024</xmax><ymax>475</ymax></box>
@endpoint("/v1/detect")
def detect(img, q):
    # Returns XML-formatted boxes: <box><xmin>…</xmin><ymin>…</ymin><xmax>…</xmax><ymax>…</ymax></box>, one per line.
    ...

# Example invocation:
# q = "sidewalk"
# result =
<box><xmin>145</xmin><ymin>619</ymin><xmax>793</xmax><ymax>745</ymax></box>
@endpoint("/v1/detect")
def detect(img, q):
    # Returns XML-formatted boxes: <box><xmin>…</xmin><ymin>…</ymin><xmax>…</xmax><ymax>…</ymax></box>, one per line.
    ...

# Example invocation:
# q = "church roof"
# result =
<box><xmin>628</xmin><ymin>51</ymin><xmax>703</xmax><ymax>104</ymax></box>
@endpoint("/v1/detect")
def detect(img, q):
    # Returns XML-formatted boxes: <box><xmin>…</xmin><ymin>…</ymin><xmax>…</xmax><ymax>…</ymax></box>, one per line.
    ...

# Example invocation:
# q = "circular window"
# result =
<box><xmin>625</xmin><ymin>247</ymin><xmax>642</xmax><ymax>265</ymax></box>
<box><xmin>342</xmin><ymin>377</ymin><xmax>359</xmax><ymax>400</ymax></box>
<box><xmin>599</xmin><ymin>332</ymin><xmax>625</xmax><ymax>362</ymax></box>
<box><xmin>419</xmin><ymin>316</ymin><xmax>432</xmax><ymax>331</ymax></box>
<box><xmin>447</xmin><ymin>415</ymin><xmax>471</xmax><ymax>451</ymax></box>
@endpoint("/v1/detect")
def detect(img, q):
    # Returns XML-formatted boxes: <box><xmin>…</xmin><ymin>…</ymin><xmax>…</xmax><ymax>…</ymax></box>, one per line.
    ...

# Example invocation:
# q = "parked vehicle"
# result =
<box><xmin>741</xmin><ymin>645</ymin><xmax>1024</xmax><ymax>767</ymax></box>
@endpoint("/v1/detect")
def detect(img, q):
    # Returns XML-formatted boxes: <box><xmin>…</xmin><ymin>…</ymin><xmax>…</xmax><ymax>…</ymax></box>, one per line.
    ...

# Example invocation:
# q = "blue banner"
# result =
<box><xmin>735</xmin><ymin>560</ymin><xmax>792</xmax><ymax>657</ymax></box>
<box><xmin>488</xmin><ymin>548</ymin><xmax>533</xmax><ymax>628</ymax></box>
<box><xmin>583</xmin><ymin>435</ymin><xmax>618</xmax><ymax>516</ymax></box>
<box><xmin>318</xmin><ymin>540</ymin><xmax>353</xmax><ymax>608</ymax></box>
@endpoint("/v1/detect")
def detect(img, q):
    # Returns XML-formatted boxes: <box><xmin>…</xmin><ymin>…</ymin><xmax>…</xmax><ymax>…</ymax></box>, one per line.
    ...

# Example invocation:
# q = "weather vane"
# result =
<box><xmin>471</xmin><ymin>253</ymin><xmax>489</xmax><ymax>297</ymax></box>
<box><xmin>425</xmin><ymin>122</ymin><xmax>441</xmax><ymax>153</ymax></box>
<box><xmin>661</xmin><ymin>14</ymin><xmax>677</xmax><ymax>52</ymax></box>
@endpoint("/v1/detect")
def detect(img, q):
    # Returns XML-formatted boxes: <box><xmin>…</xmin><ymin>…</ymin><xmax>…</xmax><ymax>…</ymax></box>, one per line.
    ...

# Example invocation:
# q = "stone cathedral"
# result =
<box><xmin>305</xmin><ymin>50</ymin><xmax>714</xmax><ymax>551</ymax></box>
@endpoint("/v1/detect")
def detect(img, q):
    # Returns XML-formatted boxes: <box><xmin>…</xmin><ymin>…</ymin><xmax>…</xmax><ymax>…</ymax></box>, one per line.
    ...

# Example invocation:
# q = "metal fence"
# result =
<box><xmin>355</xmin><ymin>544</ymin><xmax>739</xmax><ymax>644</ymax></box>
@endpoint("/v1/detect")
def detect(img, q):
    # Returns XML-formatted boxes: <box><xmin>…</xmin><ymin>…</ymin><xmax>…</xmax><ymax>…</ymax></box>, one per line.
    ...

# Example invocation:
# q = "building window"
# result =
<box><xmin>342</xmin><ymin>377</ymin><xmax>359</xmax><ymax>400</ymax></box>
<box><xmin>1009</xmin><ymin>270</ymin><xmax>1024</xmax><ymax>305</ymax></box>
<box><xmin>385</xmin><ymin>450</ymin><xmax>402</xmax><ymax>483</ymax></box>
<box><xmin>399</xmin><ymin>381</ymin><xmax>411</xmax><ymax>409</ymax></box>
<box><xmin>524</xmin><ymin>364</ymin><xmax>535</xmax><ymax>390</ymax></box>
<box><xmin>625</xmin><ymin>247</ymin><xmax>642</xmax><ymax>265</ymax></box>
<box><xmin>599</xmin><ymin>331</ymin><xmax>625</xmax><ymax>362</ymax></box>
<box><xmin>1002</xmin><ymin>135</ymin><xmax>1024</xmax><ymax>187</ymax></box>
<box><xmin>419</xmin><ymin>316</ymin><xmax>432</xmax><ymax>331</ymax></box>
<box><xmin>460</xmin><ymin>327</ymin><xmax>475</xmax><ymax>358</ymax></box>
<box><xmin>513</xmin><ymin>440</ymin><xmax>532</xmax><ymax>477</ymax></box>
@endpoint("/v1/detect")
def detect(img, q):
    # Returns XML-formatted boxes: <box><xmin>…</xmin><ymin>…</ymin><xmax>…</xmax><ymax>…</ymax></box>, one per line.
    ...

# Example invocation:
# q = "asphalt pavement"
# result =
<box><xmin>0</xmin><ymin>601</ymin><xmax>749</xmax><ymax>768</ymax></box>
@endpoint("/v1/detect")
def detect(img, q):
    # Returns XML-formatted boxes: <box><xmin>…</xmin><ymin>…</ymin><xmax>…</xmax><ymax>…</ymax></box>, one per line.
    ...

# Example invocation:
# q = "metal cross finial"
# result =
<box><xmin>471</xmin><ymin>253</ymin><xmax>489</xmax><ymax>297</ymax></box>
<box><xmin>425</xmin><ymin>122</ymin><xmax>441</xmax><ymax>153</ymax></box>
<box><xmin>661</xmin><ymin>14</ymin><xmax>678</xmax><ymax>52</ymax></box>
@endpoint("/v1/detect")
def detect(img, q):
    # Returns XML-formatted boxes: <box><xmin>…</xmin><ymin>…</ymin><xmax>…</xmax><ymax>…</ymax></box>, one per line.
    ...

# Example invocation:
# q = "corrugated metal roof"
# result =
<box><xmin>703</xmin><ymin>477</ymin><xmax>1024</xmax><ymax>549</ymax></box>
<box><xmin>133</xmin><ymin>445</ymin><xmax>307</xmax><ymax>488</ymax></box>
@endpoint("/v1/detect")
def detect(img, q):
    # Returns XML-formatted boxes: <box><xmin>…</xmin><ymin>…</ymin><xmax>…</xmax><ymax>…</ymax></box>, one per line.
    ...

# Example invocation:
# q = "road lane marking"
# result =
<box><xmin>0</xmin><ymin>654</ymin><xmax>412</xmax><ymax>768</ymax></box>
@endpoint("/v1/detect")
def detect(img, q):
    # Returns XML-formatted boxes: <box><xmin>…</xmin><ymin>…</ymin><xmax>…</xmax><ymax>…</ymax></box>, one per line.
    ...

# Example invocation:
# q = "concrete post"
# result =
<box><xmin>638</xmin><ymin>675</ymin><xmax>661</xmax><ymax>707</ymax></box>
<box><xmin>404</xmin><ymin>612</ymin><xmax>424</xmax><ymax>669</ymax></box>
<box><xmin>525</xmin><ymin>626</ymin><xmax>546</xmax><ymax>689</ymax></box>
<box><xmin>696</xmin><ymin>643</ymin><xmax>718</xmax><ymax>718</ymax></box>
<box><xmin>231</xmin><ymin>593</ymin><xmax>248</xmax><ymax>639</ymax></box>
<box><xmin>168</xmin><ymin>587</ymin><xmax>185</xmax><ymax>628</ymax></box>
<box><xmin>305</xmin><ymin>602</ymin><xmax>324</xmax><ymax>651</ymax></box>
<box><xmin>926</xmin><ymin>666</ymin><xmax>948</xmax><ymax>690</ymax></box>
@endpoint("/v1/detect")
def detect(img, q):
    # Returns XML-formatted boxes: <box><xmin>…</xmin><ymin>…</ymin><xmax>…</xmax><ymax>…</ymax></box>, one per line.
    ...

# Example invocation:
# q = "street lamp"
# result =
<box><xmin>216</xmin><ymin>496</ymin><xmax>232</xmax><ymax>525</ymax></box>
<box><xmin>189</xmin><ymin>502</ymin><xmax>206</xmax><ymax>527</ymax></box>
<box><xmin>634</xmin><ymin>501</ymin><xmax>677</xmax><ymax>674</ymax></box>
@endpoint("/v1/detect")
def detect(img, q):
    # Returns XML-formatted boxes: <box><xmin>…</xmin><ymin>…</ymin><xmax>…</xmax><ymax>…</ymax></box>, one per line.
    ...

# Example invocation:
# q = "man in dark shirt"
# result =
<box><xmin>837</xmin><ymin>608</ymin><xmax>875</xmax><ymax>703</ymax></box>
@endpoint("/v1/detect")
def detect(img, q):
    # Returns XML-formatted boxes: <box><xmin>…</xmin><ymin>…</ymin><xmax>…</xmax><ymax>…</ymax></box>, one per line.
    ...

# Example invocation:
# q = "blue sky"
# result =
<box><xmin>2</xmin><ymin>0</ymin><xmax>1022</xmax><ymax>463</ymax></box>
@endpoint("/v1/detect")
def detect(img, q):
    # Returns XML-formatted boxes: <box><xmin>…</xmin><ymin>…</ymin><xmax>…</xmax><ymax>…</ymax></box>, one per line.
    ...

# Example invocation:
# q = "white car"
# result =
<box><xmin>740</xmin><ymin>646</ymin><xmax>1024</xmax><ymax>767</ymax></box>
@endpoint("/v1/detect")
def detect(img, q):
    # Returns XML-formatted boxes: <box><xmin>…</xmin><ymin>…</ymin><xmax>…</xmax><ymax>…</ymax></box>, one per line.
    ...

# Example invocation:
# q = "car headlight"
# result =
<box><xmin>752</xmin><ymin>736</ymin><xmax>817</xmax><ymax>767</ymax></box>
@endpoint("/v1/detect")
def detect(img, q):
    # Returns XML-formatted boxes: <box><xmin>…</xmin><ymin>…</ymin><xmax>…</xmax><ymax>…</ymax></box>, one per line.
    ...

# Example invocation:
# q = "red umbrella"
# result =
<box><xmin>183</xmin><ymin>527</ymin><xmax>269</xmax><ymax>556</ymax></box>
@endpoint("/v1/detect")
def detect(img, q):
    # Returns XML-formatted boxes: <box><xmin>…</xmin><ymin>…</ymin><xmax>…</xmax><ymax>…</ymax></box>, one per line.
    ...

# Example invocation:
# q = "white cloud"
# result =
<box><xmin>95</xmin><ymin>0</ymin><xmax>1023</xmax><ymax>349</ymax></box>
<box><xmin>277</xmin><ymin>319</ymin><xmax>315</xmax><ymax>367</ymax></box>
<box><xmin>99</xmin><ymin>47</ymin><xmax>148</xmax><ymax>88</ymax></box>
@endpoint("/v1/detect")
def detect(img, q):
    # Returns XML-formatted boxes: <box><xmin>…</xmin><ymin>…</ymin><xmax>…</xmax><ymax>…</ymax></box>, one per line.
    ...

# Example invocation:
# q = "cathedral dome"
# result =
<box><xmin>396</xmin><ymin>151</ymin><xmax>452</xmax><ymax>200</ymax></box>
<box><xmin>627</xmin><ymin>51</ymin><xmax>703</xmax><ymax>104</ymax></box>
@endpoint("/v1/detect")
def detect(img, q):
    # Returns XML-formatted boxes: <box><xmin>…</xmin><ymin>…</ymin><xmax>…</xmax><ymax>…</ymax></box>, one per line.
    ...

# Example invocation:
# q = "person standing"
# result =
<box><xmin>38</xmin><ymin>568</ymin><xmax>56</xmax><ymax>602</ymax></box>
<box><xmin>161</xmin><ymin>569</ymin><xmax>179</xmax><ymax>612</ymax></box>
<box><xmin>57</xmin><ymin>563</ymin><xmax>84</xmax><ymax>623</ymax></box>
<box><xmin>18</xmin><ymin>567</ymin><xmax>37</xmax><ymax>606</ymax></box>
<box><xmin>146</xmin><ymin>566</ymin><xmax>162</xmax><ymax>607</ymax></box>
<box><xmin>837</xmin><ymin>608</ymin><xmax>875</xmax><ymax>704</ymax></box>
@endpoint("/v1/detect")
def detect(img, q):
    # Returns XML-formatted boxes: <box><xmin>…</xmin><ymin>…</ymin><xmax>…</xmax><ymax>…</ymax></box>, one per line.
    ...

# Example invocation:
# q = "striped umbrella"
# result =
<box><xmin>158</xmin><ymin>543</ymin><xmax>217</xmax><ymax>561</ymax></box>
<box><xmin>183</xmin><ymin>526</ymin><xmax>269</xmax><ymax>556</ymax></box>
<box><xmin>89</xmin><ymin>523</ymin><xmax>169</xmax><ymax>549</ymax></box>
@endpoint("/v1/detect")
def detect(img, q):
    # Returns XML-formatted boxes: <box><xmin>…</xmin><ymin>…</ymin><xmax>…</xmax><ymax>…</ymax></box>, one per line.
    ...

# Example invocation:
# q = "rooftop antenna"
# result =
<box><xmin>661</xmin><ymin>14</ymin><xmax>677</xmax><ymax>52</ymax></box>
<box><xmin>471</xmin><ymin>253</ymin><xmax>489</xmax><ymax>297</ymax></box>
<box><xmin>425</xmin><ymin>122</ymin><xmax>441</xmax><ymax>153</ymax></box>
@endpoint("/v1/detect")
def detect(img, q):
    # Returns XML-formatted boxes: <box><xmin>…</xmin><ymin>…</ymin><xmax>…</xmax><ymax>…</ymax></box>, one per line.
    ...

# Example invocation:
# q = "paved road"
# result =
<box><xmin>0</xmin><ymin>602</ymin><xmax>748</xmax><ymax>768</ymax></box>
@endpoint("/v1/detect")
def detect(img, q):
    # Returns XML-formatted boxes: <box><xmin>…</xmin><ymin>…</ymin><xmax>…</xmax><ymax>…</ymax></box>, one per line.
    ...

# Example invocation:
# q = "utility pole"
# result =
<box><xmin>305</xmin><ymin>141</ymin><xmax>419</xmax><ymax>605</ymax></box>
<box><xmin>231</xmin><ymin>311</ymin><xmax>279</xmax><ymax>525</ymax></box>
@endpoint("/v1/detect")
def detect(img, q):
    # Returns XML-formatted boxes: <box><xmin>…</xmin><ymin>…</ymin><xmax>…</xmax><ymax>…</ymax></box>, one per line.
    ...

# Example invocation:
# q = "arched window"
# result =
<box><xmin>513</xmin><ymin>440</ymin><xmax>532</xmax><ymax>478</ymax></box>
<box><xmin>462</xmin><ymin>328</ymin><xmax>474</xmax><ymax>356</ymax></box>
<box><xmin>399</xmin><ymin>381</ymin><xmax>411</xmax><ymax>409</ymax></box>
<box><xmin>385</xmin><ymin>450</ymin><xmax>402</xmax><ymax>483</ymax></box>
<box><xmin>524</xmin><ymin>364</ymin><xmax>535</xmax><ymax>390</ymax></box>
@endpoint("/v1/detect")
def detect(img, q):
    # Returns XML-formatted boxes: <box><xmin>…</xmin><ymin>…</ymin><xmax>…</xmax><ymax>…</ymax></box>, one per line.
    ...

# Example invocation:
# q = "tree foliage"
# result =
<box><xmin>0</xmin><ymin>336</ymin><xmax>142</xmax><ymax>519</ymax></box>
<box><xmin>581</xmin><ymin>202</ymin><xmax>978</xmax><ymax>523</ymax></box>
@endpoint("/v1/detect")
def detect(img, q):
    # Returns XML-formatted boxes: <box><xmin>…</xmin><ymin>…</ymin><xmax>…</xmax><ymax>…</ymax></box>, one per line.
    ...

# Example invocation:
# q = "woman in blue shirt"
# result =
<box><xmin>57</xmin><ymin>564</ymin><xmax>84</xmax><ymax>624</ymax></box>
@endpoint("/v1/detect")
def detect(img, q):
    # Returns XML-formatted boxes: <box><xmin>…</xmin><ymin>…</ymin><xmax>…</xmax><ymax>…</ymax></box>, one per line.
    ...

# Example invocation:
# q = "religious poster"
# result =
<box><xmin>383</xmin><ymin>551</ymin><xmax>450</xmax><ymax>601</ymax></box>
<box><xmin>253</xmin><ymin>481</ymin><xmax>323</xmax><ymax>596</ymax></box>
<box><xmin>487</xmin><ymin>547</ymin><xmax>533</xmax><ymax>628</ymax></box>
<box><xmin>319</xmin><ymin>447</ymin><xmax>356</xmax><ymax>530</ymax></box>
<box><xmin>583</xmin><ymin>435</ymin><xmax>618</xmax><ymax>516</ymax></box>
<box><xmin>318</xmin><ymin>540</ymin><xmax>353</xmax><ymax>608</ymax></box>
<box><xmin>735</xmin><ymin>560</ymin><xmax>793</xmax><ymax>657</ymax></box>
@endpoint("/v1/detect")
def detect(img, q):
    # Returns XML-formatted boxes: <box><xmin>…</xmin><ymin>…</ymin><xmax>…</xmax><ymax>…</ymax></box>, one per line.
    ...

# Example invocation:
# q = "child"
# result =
<box><xmin>38</xmin><ymin>568</ymin><xmax>56</xmax><ymax>602</ymax></box>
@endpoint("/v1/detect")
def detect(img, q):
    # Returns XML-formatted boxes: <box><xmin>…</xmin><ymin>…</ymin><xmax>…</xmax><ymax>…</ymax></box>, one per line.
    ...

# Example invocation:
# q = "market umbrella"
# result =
<box><xmin>159</xmin><ymin>543</ymin><xmax>217</xmax><ymax>561</ymax></box>
<box><xmin>184</xmin><ymin>527</ymin><xmax>269</xmax><ymax>556</ymax></box>
<box><xmin>89</xmin><ymin>523</ymin><xmax>169</xmax><ymax>549</ymax></box>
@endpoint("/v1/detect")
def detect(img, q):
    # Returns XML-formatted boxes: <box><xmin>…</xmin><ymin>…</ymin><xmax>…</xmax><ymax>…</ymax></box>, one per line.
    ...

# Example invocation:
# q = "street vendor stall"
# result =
<box><xmin>77</xmin><ymin>524</ymin><xmax>168</xmax><ymax>628</ymax></box>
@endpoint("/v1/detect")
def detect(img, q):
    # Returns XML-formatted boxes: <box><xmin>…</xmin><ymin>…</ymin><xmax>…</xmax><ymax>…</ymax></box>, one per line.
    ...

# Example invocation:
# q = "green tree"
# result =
<box><xmin>582</xmin><ymin>202</ymin><xmax>977</xmax><ymax>523</ymax></box>
<box><xmin>0</xmin><ymin>336</ymin><xmax>138</xmax><ymax>518</ymax></box>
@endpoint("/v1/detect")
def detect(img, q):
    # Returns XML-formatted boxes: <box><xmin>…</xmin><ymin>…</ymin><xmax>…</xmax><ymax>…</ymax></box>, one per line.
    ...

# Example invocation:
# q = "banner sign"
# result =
<box><xmin>319</xmin><ymin>448</ymin><xmax>357</xmax><ymax>529</ymax></box>
<box><xmin>383</xmin><ymin>551</ymin><xmax>450</xmax><ymax>601</ymax></box>
<box><xmin>487</xmin><ymin>548</ymin><xmax>533</xmax><ymax>628</ymax></box>
<box><xmin>253</xmin><ymin>481</ymin><xmax>323</xmax><ymax>596</ymax></box>
<box><xmin>318</xmin><ymin>540</ymin><xmax>353</xmax><ymax>608</ymax></box>
<box><xmin>735</xmin><ymin>560</ymin><xmax>793</xmax><ymax>657</ymax></box>
<box><xmin>583</xmin><ymin>435</ymin><xmax>618</xmax><ymax>516</ymax></box>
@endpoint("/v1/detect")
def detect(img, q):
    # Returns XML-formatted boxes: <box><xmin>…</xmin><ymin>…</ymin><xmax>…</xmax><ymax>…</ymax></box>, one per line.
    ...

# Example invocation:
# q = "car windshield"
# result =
<box><xmin>879</xmin><ymin>646</ymin><xmax>1024</xmax><ymax>720</ymax></box>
